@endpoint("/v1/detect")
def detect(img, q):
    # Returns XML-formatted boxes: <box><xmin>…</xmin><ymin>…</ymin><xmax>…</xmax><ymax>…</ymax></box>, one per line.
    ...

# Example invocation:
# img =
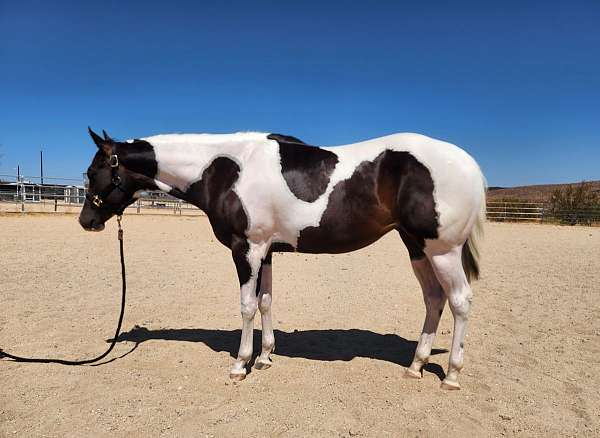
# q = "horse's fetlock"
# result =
<box><xmin>262</xmin><ymin>335</ymin><xmax>275</xmax><ymax>352</ymax></box>
<box><xmin>448</xmin><ymin>359</ymin><xmax>464</xmax><ymax>374</ymax></box>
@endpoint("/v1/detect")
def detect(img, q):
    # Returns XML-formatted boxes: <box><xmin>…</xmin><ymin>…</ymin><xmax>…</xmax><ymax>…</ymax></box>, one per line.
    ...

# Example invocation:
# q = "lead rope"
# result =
<box><xmin>0</xmin><ymin>216</ymin><xmax>127</xmax><ymax>365</ymax></box>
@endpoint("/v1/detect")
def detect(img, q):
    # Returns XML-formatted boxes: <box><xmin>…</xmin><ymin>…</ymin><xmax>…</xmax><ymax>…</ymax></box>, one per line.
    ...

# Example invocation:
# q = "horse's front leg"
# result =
<box><xmin>229</xmin><ymin>237</ymin><xmax>269</xmax><ymax>381</ymax></box>
<box><xmin>255</xmin><ymin>252</ymin><xmax>274</xmax><ymax>370</ymax></box>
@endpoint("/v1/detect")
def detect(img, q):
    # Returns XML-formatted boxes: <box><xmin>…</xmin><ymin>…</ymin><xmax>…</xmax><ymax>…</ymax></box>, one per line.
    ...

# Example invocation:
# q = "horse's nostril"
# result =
<box><xmin>79</xmin><ymin>215</ymin><xmax>100</xmax><ymax>231</ymax></box>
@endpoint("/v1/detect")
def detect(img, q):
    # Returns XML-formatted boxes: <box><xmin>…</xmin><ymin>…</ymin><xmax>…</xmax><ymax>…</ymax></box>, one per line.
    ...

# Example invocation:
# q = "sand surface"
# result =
<box><xmin>1</xmin><ymin>215</ymin><xmax>599</xmax><ymax>437</ymax></box>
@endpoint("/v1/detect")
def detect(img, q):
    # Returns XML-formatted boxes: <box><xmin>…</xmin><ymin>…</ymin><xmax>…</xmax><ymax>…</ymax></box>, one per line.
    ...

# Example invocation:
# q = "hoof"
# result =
<box><xmin>404</xmin><ymin>367</ymin><xmax>422</xmax><ymax>379</ymax></box>
<box><xmin>254</xmin><ymin>358</ymin><xmax>272</xmax><ymax>370</ymax></box>
<box><xmin>229</xmin><ymin>371</ymin><xmax>247</xmax><ymax>381</ymax></box>
<box><xmin>440</xmin><ymin>378</ymin><xmax>461</xmax><ymax>390</ymax></box>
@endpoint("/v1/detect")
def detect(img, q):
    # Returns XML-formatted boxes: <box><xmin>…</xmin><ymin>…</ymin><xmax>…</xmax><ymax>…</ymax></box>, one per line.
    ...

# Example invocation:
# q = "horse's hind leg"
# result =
<box><xmin>398</xmin><ymin>230</ymin><xmax>446</xmax><ymax>379</ymax></box>
<box><xmin>405</xmin><ymin>257</ymin><xmax>446</xmax><ymax>379</ymax></box>
<box><xmin>428</xmin><ymin>246</ymin><xmax>472</xmax><ymax>390</ymax></box>
<box><xmin>255</xmin><ymin>251</ymin><xmax>275</xmax><ymax>370</ymax></box>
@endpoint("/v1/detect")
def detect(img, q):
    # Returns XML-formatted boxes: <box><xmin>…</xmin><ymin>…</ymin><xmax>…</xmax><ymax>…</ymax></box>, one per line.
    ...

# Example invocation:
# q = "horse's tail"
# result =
<box><xmin>462</xmin><ymin>171</ymin><xmax>487</xmax><ymax>284</ymax></box>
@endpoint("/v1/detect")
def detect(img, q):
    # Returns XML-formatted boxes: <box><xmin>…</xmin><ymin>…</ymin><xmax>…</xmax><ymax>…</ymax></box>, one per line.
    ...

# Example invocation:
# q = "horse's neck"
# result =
<box><xmin>145</xmin><ymin>133</ymin><xmax>264</xmax><ymax>193</ymax></box>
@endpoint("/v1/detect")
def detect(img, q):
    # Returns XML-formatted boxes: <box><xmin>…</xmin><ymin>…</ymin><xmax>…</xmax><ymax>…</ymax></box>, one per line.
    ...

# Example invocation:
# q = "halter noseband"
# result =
<box><xmin>85</xmin><ymin>154</ymin><xmax>128</xmax><ymax>215</ymax></box>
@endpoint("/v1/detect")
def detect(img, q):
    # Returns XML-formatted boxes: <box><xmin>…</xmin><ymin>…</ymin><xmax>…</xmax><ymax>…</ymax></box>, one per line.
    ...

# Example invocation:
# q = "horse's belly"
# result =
<box><xmin>294</xmin><ymin>209</ymin><xmax>396</xmax><ymax>254</ymax></box>
<box><xmin>296</xmin><ymin>228</ymin><xmax>393</xmax><ymax>254</ymax></box>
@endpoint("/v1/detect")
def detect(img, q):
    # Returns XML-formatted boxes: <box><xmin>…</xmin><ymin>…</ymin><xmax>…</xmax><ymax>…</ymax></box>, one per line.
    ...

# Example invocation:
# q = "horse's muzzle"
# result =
<box><xmin>79</xmin><ymin>217</ymin><xmax>105</xmax><ymax>232</ymax></box>
<box><xmin>83</xmin><ymin>224</ymin><xmax>105</xmax><ymax>232</ymax></box>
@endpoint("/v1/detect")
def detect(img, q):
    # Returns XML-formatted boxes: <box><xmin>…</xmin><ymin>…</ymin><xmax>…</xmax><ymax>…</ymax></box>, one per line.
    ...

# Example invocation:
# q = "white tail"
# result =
<box><xmin>462</xmin><ymin>172</ymin><xmax>487</xmax><ymax>283</ymax></box>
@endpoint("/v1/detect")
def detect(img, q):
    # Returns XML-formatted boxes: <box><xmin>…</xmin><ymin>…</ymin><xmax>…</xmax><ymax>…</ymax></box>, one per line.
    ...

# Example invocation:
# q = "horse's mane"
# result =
<box><xmin>267</xmin><ymin>133</ymin><xmax>307</xmax><ymax>145</ymax></box>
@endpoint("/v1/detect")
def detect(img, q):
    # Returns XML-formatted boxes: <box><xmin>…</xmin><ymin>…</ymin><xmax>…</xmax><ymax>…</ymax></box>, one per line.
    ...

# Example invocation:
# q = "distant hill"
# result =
<box><xmin>487</xmin><ymin>180</ymin><xmax>600</xmax><ymax>202</ymax></box>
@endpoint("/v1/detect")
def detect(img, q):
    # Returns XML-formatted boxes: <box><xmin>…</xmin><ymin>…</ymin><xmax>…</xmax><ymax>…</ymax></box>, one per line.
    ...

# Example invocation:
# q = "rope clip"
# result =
<box><xmin>117</xmin><ymin>215</ymin><xmax>123</xmax><ymax>241</ymax></box>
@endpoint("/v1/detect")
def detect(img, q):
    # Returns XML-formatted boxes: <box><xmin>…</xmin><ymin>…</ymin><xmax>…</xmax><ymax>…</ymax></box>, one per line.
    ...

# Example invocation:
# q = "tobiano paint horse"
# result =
<box><xmin>80</xmin><ymin>128</ymin><xmax>486</xmax><ymax>390</ymax></box>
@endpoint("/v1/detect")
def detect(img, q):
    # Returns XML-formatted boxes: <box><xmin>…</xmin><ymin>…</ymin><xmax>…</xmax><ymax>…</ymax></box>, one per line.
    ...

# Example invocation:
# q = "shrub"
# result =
<box><xmin>548</xmin><ymin>181</ymin><xmax>600</xmax><ymax>225</ymax></box>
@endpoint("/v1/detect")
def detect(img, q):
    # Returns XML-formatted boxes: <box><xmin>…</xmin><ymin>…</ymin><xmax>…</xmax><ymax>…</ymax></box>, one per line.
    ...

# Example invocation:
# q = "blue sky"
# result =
<box><xmin>1</xmin><ymin>0</ymin><xmax>598</xmax><ymax>186</ymax></box>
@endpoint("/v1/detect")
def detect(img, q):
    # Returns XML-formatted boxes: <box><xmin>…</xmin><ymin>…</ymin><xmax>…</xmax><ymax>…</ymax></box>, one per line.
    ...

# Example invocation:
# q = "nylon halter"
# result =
<box><xmin>85</xmin><ymin>154</ymin><xmax>128</xmax><ymax>215</ymax></box>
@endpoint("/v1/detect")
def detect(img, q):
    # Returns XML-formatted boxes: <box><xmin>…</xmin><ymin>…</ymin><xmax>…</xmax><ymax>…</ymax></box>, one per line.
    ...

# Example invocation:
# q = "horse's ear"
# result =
<box><xmin>102</xmin><ymin>129</ymin><xmax>113</xmax><ymax>142</ymax></box>
<box><xmin>88</xmin><ymin>127</ymin><xmax>113</xmax><ymax>156</ymax></box>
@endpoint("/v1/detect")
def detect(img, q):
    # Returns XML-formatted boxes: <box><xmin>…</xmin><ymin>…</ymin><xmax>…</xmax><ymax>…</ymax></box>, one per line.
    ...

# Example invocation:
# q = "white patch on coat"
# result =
<box><xmin>142</xmin><ymin>132</ymin><xmax>266</xmax><ymax>192</ymax></box>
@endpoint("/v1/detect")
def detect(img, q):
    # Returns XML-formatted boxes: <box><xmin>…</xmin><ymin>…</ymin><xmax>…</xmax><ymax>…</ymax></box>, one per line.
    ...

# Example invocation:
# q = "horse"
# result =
<box><xmin>80</xmin><ymin>128</ymin><xmax>486</xmax><ymax>390</ymax></box>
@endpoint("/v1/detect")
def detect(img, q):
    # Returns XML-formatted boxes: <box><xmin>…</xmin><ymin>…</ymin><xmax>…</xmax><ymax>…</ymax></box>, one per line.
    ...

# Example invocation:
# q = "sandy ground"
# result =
<box><xmin>1</xmin><ymin>215</ymin><xmax>599</xmax><ymax>437</ymax></box>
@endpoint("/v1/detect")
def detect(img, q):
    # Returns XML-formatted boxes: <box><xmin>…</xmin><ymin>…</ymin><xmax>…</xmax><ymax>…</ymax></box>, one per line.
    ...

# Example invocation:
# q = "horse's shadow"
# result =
<box><xmin>112</xmin><ymin>326</ymin><xmax>447</xmax><ymax>380</ymax></box>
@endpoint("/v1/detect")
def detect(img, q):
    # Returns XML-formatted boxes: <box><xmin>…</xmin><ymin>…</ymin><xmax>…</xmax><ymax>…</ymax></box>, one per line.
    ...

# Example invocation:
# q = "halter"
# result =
<box><xmin>85</xmin><ymin>154</ymin><xmax>128</xmax><ymax>215</ymax></box>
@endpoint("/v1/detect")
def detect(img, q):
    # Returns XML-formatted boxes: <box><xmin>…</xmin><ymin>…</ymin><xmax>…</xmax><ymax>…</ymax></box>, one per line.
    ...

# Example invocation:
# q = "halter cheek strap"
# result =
<box><xmin>85</xmin><ymin>154</ymin><xmax>128</xmax><ymax>215</ymax></box>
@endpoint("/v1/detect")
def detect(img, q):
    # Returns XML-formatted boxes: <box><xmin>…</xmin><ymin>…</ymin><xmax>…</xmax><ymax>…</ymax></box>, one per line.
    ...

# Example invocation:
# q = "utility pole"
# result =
<box><xmin>40</xmin><ymin>149</ymin><xmax>44</xmax><ymax>185</ymax></box>
<box><xmin>17</xmin><ymin>163</ymin><xmax>24</xmax><ymax>211</ymax></box>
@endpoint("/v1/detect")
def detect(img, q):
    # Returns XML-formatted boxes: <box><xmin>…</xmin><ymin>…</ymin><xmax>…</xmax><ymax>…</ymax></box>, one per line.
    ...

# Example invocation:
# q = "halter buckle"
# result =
<box><xmin>91</xmin><ymin>195</ymin><xmax>103</xmax><ymax>207</ymax></box>
<box><xmin>109</xmin><ymin>155</ymin><xmax>119</xmax><ymax>168</ymax></box>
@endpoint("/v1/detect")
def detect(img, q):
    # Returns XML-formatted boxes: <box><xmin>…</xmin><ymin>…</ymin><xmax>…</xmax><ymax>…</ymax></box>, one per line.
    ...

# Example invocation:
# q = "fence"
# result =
<box><xmin>0</xmin><ymin>175</ymin><xmax>203</xmax><ymax>216</ymax></box>
<box><xmin>486</xmin><ymin>201</ymin><xmax>600</xmax><ymax>224</ymax></box>
<box><xmin>1</xmin><ymin>175</ymin><xmax>598</xmax><ymax>223</ymax></box>
<box><xmin>486</xmin><ymin>201</ymin><xmax>545</xmax><ymax>222</ymax></box>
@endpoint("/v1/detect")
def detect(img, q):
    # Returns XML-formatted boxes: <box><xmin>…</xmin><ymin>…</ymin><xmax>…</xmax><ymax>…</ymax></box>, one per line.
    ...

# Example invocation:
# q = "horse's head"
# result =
<box><xmin>79</xmin><ymin>128</ymin><xmax>149</xmax><ymax>231</ymax></box>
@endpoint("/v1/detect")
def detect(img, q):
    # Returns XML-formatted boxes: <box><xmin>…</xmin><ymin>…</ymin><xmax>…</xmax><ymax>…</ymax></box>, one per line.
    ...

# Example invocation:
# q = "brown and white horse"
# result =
<box><xmin>80</xmin><ymin>128</ymin><xmax>485</xmax><ymax>389</ymax></box>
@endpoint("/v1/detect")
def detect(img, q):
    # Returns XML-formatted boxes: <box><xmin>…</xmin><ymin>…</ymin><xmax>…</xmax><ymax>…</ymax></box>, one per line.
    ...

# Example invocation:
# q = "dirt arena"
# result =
<box><xmin>1</xmin><ymin>214</ymin><xmax>599</xmax><ymax>437</ymax></box>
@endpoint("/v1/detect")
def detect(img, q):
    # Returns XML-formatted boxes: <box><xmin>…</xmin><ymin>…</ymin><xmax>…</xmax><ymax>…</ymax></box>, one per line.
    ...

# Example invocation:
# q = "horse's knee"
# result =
<box><xmin>240</xmin><ymin>297</ymin><xmax>258</xmax><ymax>319</ymax></box>
<box><xmin>258</xmin><ymin>293</ymin><xmax>272</xmax><ymax>314</ymax></box>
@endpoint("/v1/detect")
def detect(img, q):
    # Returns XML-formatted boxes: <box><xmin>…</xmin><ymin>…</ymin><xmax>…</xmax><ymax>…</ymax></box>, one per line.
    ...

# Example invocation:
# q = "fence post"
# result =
<box><xmin>137</xmin><ymin>199</ymin><xmax>141</xmax><ymax>214</ymax></box>
<box><xmin>21</xmin><ymin>183</ymin><xmax>25</xmax><ymax>212</ymax></box>
<box><xmin>54</xmin><ymin>198</ymin><xmax>58</xmax><ymax>212</ymax></box>
<box><xmin>541</xmin><ymin>204</ymin><xmax>545</xmax><ymax>223</ymax></box>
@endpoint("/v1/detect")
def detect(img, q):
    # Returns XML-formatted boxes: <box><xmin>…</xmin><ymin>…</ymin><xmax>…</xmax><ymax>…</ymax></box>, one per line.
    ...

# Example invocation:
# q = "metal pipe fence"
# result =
<box><xmin>486</xmin><ymin>201</ymin><xmax>600</xmax><ymax>225</ymax></box>
<box><xmin>0</xmin><ymin>178</ymin><xmax>203</xmax><ymax>216</ymax></box>
<box><xmin>486</xmin><ymin>201</ymin><xmax>545</xmax><ymax>222</ymax></box>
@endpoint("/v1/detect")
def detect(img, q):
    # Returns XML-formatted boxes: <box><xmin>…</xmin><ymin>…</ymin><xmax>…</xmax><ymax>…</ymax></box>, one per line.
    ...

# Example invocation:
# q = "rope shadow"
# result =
<box><xmin>114</xmin><ymin>325</ymin><xmax>448</xmax><ymax>380</ymax></box>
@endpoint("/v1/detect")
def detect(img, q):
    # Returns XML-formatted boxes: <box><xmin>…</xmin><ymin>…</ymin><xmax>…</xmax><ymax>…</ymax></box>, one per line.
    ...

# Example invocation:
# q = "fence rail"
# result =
<box><xmin>486</xmin><ymin>201</ymin><xmax>600</xmax><ymax>224</ymax></box>
<box><xmin>486</xmin><ymin>202</ymin><xmax>545</xmax><ymax>222</ymax></box>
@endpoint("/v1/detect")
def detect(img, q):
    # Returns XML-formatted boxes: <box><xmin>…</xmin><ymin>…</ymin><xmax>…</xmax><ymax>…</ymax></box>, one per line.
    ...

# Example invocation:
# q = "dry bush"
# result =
<box><xmin>549</xmin><ymin>181</ymin><xmax>600</xmax><ymax>225</ymax></box>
